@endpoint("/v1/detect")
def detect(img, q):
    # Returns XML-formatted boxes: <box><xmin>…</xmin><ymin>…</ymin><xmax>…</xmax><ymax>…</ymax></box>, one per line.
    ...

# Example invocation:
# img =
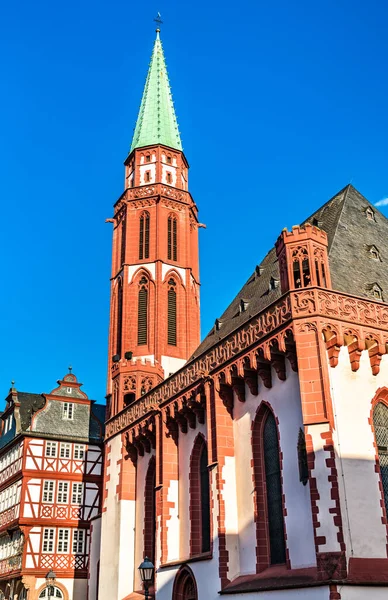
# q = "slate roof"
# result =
<box><xmin>191</xmin><ymin>185</ymin><xmax>388</xmax><ymax>359</ymax></box>
<box><xmin>17</xmin><ymin>392</ymin><xmax>46</xmax><ymax>431</ymax></box>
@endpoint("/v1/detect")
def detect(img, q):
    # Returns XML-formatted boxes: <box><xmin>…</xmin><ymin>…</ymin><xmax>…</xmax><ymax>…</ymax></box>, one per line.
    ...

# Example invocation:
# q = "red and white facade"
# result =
<box><xmin>0</xmin><ymin>374</ymin><xmax>104</xmax><ymax>600</ymax></box>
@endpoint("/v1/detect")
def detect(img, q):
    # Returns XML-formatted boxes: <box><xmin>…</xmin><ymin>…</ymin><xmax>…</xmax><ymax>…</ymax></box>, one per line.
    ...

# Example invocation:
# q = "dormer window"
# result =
<box><xmin>367</xmin><ymin>245</ymin><xmax>381</xmax><ymax>261</ymax></box>
<box><xmin>239</xmin><ymin>299</ymin><xmax>249</xmax><ymax>313</ymax></box>
<box><xmin>255</xmin><ymin>265</ymin><xmax>264</xmax><ymax>278</ymax></box>
<box><xmin>366</xmin><ymin>283</ymin><xmax>384</xmax><ymax>301</ymax></box>
<box><xmin>166</xmin><ymin>172</ymin><xmax>172</xmax><ymax>184</ymax></box>
<box><xmin>215</xmin><ymin>319</ymin><xmax>223</xmax><ymax>331</ymax></box>
<box><xmin>365</xmin><ymin>206</ymin><xmax>376</xmax><ymax>222</ymax></box>
<box><xmin>166</xmin><ymin>156</ymin><xmax>172</xmax><ymax>165</ymax></box>
<box><xmin>145</xmin><ymin>154</ymin><xmax>151</xmax><ymax>163</ymax></box>
<box><xmin>269</xmin><ymin>277</ymin><xmax>280</xmax><ymax>291</ymax></box>
<box><xmin>63</xmin><ymin>402</ymin><xmax>74</xmax><ymax>420</ymax></box>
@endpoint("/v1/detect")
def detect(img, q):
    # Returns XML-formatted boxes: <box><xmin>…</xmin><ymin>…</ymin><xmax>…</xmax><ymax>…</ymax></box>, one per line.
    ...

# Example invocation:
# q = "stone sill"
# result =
<box><xmin>221</xmin><ymin>566</ymin><xmax>319</xmax><ymax>594</ymax></box>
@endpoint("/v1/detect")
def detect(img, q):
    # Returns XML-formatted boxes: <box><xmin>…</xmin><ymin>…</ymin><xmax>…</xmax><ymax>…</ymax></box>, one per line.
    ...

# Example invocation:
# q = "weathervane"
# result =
<box><xmin>154</xmin><ymin>12</ymin><xmax>163</xmax><ymax>31</ymax></box>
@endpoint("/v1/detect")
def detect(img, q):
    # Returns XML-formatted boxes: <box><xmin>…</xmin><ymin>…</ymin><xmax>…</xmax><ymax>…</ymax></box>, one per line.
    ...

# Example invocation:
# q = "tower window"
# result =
<box><xmin>116</xmin><ymin>279</ymin><xmax>123</xmax><ymax>356</ymax></box>
<box><xmin>138</xmin><ymin>276</ymin><xmax>149</xmax><ymax>346</ymax></box>
<box><xmin>139</xmin><ymin>211</ymin><xmax>150</xmax><ymax>260</ymax></box>
<box><xmin>168</xmin><ymin>215</ymin><xmax>178</xmax><ymax>261</ymax></box>
<box><xmin>120</xmin><ymin>219</ymin><xmax>126</xmax><ymax>265</ymax></box>
<box><xmin>189</xmin><ymin>436</ymin><xmax>210</xmax><ymax>556</ymax></box>
<box><xmin>145</xmin><ymin>170</ymin><xmax>151</xmax><ymax>182</ymax></box>
<box><xmin>168</xmin><ymin>278</ymin><xmax>177</xmax><ymax>346</ymax></box>
<box><xmin>145</xmin><ymin>154</ymin><xmax>151</xmax><ymax>163</ymax></box>
<box><xmin>166</xmin><ymin>172</ymin><xmax>172</xmax><ymax>184</ymax></box>
<box><xmin>166</xmin><ymin>156</ymin><xmax>172</xmax><ymax>164</ymax></box>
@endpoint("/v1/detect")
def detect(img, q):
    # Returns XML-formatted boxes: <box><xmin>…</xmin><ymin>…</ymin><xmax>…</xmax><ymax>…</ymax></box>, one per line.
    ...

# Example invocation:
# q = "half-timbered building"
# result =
<box><xmin>0</xmin><ymin>372</ymin><xmax>104</xmax><ymax>600</ymax></box>
<box><xmin>95</xmin><ymin>28</ymin><xmax>388</xmax><ymax>600</ymax></box>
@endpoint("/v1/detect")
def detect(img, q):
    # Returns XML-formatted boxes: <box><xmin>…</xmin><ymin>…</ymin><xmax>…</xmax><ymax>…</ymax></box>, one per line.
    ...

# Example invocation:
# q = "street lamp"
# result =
<box><xmin>138</xmin><ymin>557</ymin><xmax>154</xmax><ymax>600</ymax></box>
<box><xmin>45</xmin><ymin>570</ymin><xmax>56</xmax><ymax>597</ymax></box>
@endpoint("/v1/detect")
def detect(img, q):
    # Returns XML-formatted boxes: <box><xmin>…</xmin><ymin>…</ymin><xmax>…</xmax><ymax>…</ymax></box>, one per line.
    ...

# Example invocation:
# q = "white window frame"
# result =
<box><xmin>42</xmin><ymin>528</ymin><xmax>55</xmax><ymax>553</ymax></box>
<box><xmin>59</xmin><ymin>443</ymin><xmax>71</xmax><ymax>459</ymax></box>
<box><xmin>72</xmin><ymin>529</ymin><xmax>85</xmax><ymax>554</ymax></box>
<box><xmin>73</xmin><ymin>444</ymin><xmax>85</xmax><ymax>460</ymax></box>
<box><xmin>57</xmin><ymin>528</ymin><xmax>70</xmax><ymax>553</ymax></box>
<box><xmin>62</xmin><ymin>402</ymin><xmax>74</xmax><ymax>421</ymax></box>
<box><xmin>57</xmin><ymin>481</ymin><xmax>69</xmax><ymax>504</ymax></box>
<box><xmin>45</xmin><ymin>441</ymin><xmax>58</xmax><ymax>458</ymax></box>
<box><xmin>42</xmin><ymin>480</ymin><xmax>55</xmax><ymax>503</ymax></box>
<box><xmin>71</xmin><ymin>482</ymin><xmax>83</xmax><ymax>505</ymax></box>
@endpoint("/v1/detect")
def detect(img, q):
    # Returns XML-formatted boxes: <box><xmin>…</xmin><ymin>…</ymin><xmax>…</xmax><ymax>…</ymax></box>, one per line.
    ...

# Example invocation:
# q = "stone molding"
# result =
<box><xmin>105</xmin><ymin>288</ymin><xmax>388</xmax><ymax>440</ymax></box>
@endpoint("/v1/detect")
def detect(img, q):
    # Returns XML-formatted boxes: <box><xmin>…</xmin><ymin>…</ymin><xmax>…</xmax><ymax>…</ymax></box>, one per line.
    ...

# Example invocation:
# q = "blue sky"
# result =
<box><xmin>1</xmin><ymin>0</ymin><xmax>387</xmax><ymax>402</ymax></box>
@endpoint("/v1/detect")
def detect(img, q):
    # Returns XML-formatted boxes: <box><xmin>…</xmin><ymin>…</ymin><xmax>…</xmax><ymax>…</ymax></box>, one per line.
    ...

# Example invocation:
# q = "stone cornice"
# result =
<box><xmin>104</xmin><ymin>288</ymin><xmax>388</xmax><ymax>440</ymax></box>
<box><xmin>114</xmin><ymin>184</ymin><xmax>196</xmax><ymax>214</ymax></box>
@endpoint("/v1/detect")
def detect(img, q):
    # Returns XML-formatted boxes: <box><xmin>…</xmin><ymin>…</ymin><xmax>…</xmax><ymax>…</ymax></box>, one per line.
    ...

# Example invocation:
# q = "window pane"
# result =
<box><xmin>263</xmin><ymin>413</ymin><xmax>286</xmax><ymax>565</ymax></box>
<box><xmin>374</xmin><ymin>403</ymin><xmax>388</xmax><ymax>511</ymax></box>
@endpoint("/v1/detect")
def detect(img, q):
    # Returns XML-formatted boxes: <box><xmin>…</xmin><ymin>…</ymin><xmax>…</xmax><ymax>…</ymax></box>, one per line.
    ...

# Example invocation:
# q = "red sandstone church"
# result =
<box><xmin>2</xmin><ymin>26</ymin><xmax>388</xmax><ymax>600</ymax></box>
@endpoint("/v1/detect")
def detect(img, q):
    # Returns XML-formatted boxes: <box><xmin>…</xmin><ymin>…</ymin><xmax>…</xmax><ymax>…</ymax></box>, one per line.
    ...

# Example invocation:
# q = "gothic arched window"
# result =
<box><xmin>168</xmin><ymin>214</ymin><xmax>178</xmax><ymax>262</ymax></box>
<box><xmin>189</xmin><ymin>436</ymin><xmax>210</xmax><ymax>555</ymax></box>
<box><xmin>121</xmin><ymin>218</ymin><xmax>126</xmax><ymax>265</ymax></box>
<box><xmin>263</xmin><ymin>412</ymin><xmax>286</xmax><ymax>565</ymax></box>
<box><xmin>116</xmin><ymin>279</ymin><xmax>123</xmax><ymax>357</ymax></box>
<box><xmin>252</xmin><ymin>406</ymin><xmax>286</xmax><ymax>571</ymax></box>
<box><xmin>167</xmin><ymin>278</ymin><xmax>177</xmax><ymax>346</ymax></box>
<box><xmin>138</xmin><ymin>276</ymin><xmax>149</xmax><ymax>346</ymax></box>
<box><xmin>139</xmin><ymin>212</ymin><xmax>150</xmax><ymax>260</ymax></box>
<box><xmin>172</xmin><ymin>566</ymin><xmax>198</xmax><ymax>600</ymax></box>
<box><xmin>373</xmin><ymin>402</ymin><xmax>388</xmax><ymax>512</ymax></box>
<box><xmin>144</xmin><ymin>457</ymin><xmax>156</xmax><ymax>564</ymax></box>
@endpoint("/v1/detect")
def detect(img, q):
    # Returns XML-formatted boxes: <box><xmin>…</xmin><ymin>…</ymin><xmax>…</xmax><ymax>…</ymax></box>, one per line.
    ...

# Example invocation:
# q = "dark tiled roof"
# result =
<box><xmin>17</xmin><ymin>392</ymin><xmax>46</xmax><ymax>431</ymax></box>
<box><xmin>191</xmin><ymin>185</ymin><xmax>388</xmax><ymax>359</ymax></box>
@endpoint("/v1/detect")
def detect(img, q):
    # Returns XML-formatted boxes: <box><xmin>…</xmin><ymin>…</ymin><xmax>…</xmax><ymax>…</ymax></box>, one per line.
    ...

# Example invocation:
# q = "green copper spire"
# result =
<box><xmin>130</xmin><ymin>31</ymin><xmax>182</xmax><ymax>152</ymax></box>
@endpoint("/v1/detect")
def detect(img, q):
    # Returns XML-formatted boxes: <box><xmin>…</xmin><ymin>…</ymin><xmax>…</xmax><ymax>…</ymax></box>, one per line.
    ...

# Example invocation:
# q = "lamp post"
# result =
<box><xmin>138</xmin><ymin>557</ymin><xmax>154</xmax><ymax>600</ymax></box>
<box><xmin>45</xmin><ymin>570</ymin><xmax>56</xmax><ymax>597</ymax></box>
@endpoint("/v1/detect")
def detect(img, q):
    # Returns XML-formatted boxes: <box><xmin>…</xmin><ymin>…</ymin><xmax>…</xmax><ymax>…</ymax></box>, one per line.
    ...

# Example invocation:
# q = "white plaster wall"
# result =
<box><xmin>223</xmin><ymin>587</ymin><xmax>330</xmax><ymax>600</ymax></box>
<box><xmin>128</xmin><ymin>263</ymin><xmax>156</xmax><ymax>282</ymax></box>
<box><xmin>161</xmin><ymin>263</ymin><xmax>186</xmax><ymax>285</ymax></box>
<box><xmin>178</xmin><ymin>422</ymin><xmax>207</xmax><ymax>559</ymax></box>
<box><xmin>328</xmin><ymin>348</ymin><xmax>388</xmax><ymax>558</ymax></box>
<box><xmin>97</xmin><ymin>436</ymin><xmax>122</xmax><ymax>600</ymax></box>
<box><xmin>156</xmin><ymin>466</ymin><xmax>221</xmax><ymax>600</ymax></box>
<box><xmin>222</xmin><ymin>455</ymin><xmax>240</xmax><ymax>580</ymax></box>
<box><xmin>339</xmin><ymin>586</ymin><xmax>388</xmax><ymax>600</ymax></box>
<box><xmin>233</xmin><ymin>362</ymin><xmax>316</xmax><ymax>573</ymax></box>
<box><xmin>161</xmin><ymin>164</ymin><xmax>177</xmax><ymax>186</ymax></box>
<box><xmin>161</xmin><ymin>356</ymin><xmax>186</xmax><ymax>377</ymax></box>
<box><xmin>117</xmin><ymin>497</ymin><xmax>136</xmax><ymax>599</ymax></box>
<box><xmin>307</xmin><ymin>423</ymin><xmax>340</xmax><ymax>552</ymax></box>
<box><xmin>139</xmin><ymin>163</ymin><xmax>156</xmax><ymax>184</ymax></box>
<box><xmin>88</xmin><ymin>517</ymin><xmax>101</xmax><ymax>600</ymax></box>
<box><xmin>167</xmin><ymin>479</ymin><xmax>180</xmax><ymax>561</ymax></box>
<box><xmin>134</xmin><ymin>452</ymin><xmax>152</xmax><ymax>590</ymax></box>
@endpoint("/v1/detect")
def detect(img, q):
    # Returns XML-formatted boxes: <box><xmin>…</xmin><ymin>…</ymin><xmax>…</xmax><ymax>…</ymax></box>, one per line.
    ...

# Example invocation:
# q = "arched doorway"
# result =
<box><xmin>38</xmin><ymin>587</ymin><xmax>64</xmax><ymax>599</ymax></box>
<box><xmin>172</xmin><ymin>566</ymin><xmax>198</xmax><ymax>600</ymax></box>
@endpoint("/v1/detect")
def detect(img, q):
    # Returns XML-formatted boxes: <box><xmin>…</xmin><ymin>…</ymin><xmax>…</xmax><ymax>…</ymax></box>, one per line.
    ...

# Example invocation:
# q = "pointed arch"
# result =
<box><xmin>172</xmin><ymin>565</ymin><xmax>198</xmax><ymax>600</ymax></box>
<box><xmin>168</xmin><ymin>213</ymin><xmax>178</xmax><ymax>261</ymax></box>
<box><xmin>116</xmin><ymin>278</ymin><xmax>123</xmax><ymax>356</ymax></box>
<box><xmin>189</xmin><ymin>433</ymin><xmax>211</xmax><ymax>555</ymax></box>
<box><xmin>252</xmin><ymin>402</ymin><xmax>287</xmax><ymax>572</ymax></box>
<box><xmin>370</xmin><ymin>388</ymin><xmax>388</xmax><ymax>526</ymax></box>
<box><xmin>139</xmin><ymin>211</ymin><xmax>150</xmax><ymax>260</ymax></box>
<box><xmin>138</xmin><ymin>275</ymin><xmax>149</xmax><ymax>346</ymax></box>
<box><xmin>144</xmin><ymin>456</ymin><xmax>156</xmax><ymax>564</ymax></box>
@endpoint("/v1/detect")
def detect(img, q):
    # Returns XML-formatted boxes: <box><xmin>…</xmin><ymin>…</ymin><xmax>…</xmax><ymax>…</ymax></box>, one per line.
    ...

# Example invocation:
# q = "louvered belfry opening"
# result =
<box><xmin>168</xmin><ymin>215</ymin><xmax>177</xmax><ymax>261</ymax></box>
<box><xmin>139</xmin><ymin>212</ymin><xmax>150</xmax><ymax>260</ymax></box>
<box><xmin>137</xmin><ymin>276</ymin><xmax>148</xmax><ymax>346</ymax></box>
<box><xmin>120</xmin><ymin>218</ymin><xmax>126</xmax><ymax>266</ymax></box>
<box><xmin>263</xmin><ymin>412</ymin><xmax>286</xmax><ymax>565</ymax></box>
<box><xmin>116</xmin><ymin>280</ymin><xmax>123</xmax><ymax>356</ymax></box>
<box><xmin>167</xmin><ymin>278</ymin><xmax>177</xmax><ymax>346</ymax></box>
<box><xmin>373</xmin><ymin>402</ymin><xmax>388</xmax><ymax>511</ymax></box>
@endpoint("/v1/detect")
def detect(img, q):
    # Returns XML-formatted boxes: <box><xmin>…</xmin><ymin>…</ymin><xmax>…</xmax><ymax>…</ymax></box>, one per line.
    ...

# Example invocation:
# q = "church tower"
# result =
<box><xmin>107</xmin><ymin>29</ymin><xmax>200</xmax><ymax>417</ymax></box>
